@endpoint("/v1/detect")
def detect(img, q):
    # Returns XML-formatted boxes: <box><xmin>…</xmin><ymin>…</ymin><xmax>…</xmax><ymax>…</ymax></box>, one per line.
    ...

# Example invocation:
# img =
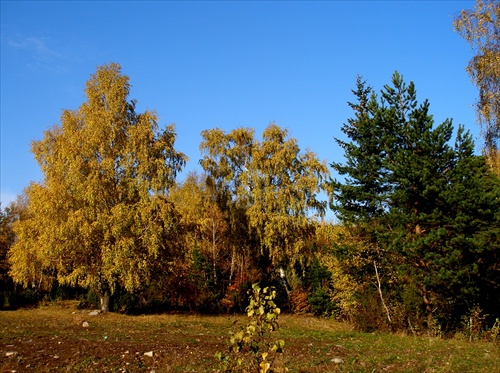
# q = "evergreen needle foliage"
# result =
<box><xmin>329</xmin><ymin>72</ymin><xmax>500</xmax><ymax>332</ymax></box>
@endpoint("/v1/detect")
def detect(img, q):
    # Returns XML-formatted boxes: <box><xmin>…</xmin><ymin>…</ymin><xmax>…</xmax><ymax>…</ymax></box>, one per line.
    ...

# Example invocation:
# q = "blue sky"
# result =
<box><xmin>1</xmin><ymin>1</ymin><xmax>479</xmax><ymax>211</ymax></box>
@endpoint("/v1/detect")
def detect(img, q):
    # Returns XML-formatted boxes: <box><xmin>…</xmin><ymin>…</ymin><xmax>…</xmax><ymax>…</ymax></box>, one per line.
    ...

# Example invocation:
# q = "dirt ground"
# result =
<box><xmin>2</xmin><ymin>333</ymin><xmax>223</xmax><ymax>372</ymax></box>
<box><xmin>0</xmin><ymin>305</ymin><xmax>336</xmax><ymax>372</ymax></box>
<box><xmin>0</xmin><ymin>305</ymin><xmax>232</xmax><ymax>372</ymax></box>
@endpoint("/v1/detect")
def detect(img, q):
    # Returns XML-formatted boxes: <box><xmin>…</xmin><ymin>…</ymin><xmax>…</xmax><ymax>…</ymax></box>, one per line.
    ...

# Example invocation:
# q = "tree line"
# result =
<box><xmin>0</xmin><ymin>62</ymin><xmax>498</xmax><ymax>335</ymax></box>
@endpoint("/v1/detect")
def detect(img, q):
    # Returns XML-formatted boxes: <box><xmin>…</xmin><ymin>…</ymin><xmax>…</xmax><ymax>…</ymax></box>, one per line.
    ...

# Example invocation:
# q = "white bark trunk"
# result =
<box><xmin>229</xmin><ymin>246</ymin><xmax>235</xmax><ymax>281</ymax></box>
<box><xmin>100</xmin><ymin>291</ymin><xmax>110</xmax><ymax>313</ymax></box>
<box><xmin>373</xmin><ymin>261</ymin><xmax>391</xmax><ymax>324</ymax></box>
<box><xmin>212</xmin><ymin>219</ymin><xmax>217</xmax><ymax>285</ymax></box>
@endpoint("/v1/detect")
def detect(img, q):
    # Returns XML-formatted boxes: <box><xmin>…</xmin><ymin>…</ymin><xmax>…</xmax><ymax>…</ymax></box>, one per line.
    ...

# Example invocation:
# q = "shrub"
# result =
<box><xmin>307</xmin><ymin>287</ymin><xmax>337</xmax><ymax>317</ymax></box>
<box><xmin>221</xmin><ymin>276</ymin><xmax>252</xmax><ymax>313</ymax></box>
<box><xmin>216</xmin><ymin>283</ymin><xmax>287</xmax><ymax>372</ymax></box>
<box><xmin>289</xmin><ymin>288</ymin><xmax>310</xmax><ymax>315</ymax></box>
<box><xmin>77</xmin><ymin>290</ymin><xmax>100</xmax><ymax>310</ymax></box>
<box><xmin>7</xmin><ymin>288</ymin><xmax>39</xmax><ymax>309</ymax></box>
<box><xmin>351</xmin><ymin>287</ymin><xmax>388</xmax><ymax>333</ymax></box>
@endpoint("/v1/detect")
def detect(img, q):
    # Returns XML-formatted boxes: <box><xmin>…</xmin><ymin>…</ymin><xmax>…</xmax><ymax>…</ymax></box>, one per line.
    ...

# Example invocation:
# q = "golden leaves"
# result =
<box><xmin>454</xmin><ymin>0</ymin><xmax>500</xmax><ymax>169</ymax></box>
<box><xmin>200</xmin><ymin>123</ymin><xmax>330</xmax><ymax>267</ymax></box>
<box><xmin>9</xmin><ymin>63</ymin><xmax>186</xmax><ymax>295</ymax></box>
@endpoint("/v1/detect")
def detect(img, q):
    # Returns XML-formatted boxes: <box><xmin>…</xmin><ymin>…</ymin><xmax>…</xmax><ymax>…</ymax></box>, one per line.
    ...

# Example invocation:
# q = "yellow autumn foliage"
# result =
<box><xmin>9</xmin><ymin>63</ymin><xmax>186</xmax><ymax>300</ymax></box>
<box><xmin>454</xmin><ymin>0</ymin><xmax>500</xmax><ymax>174</ymax></box>
<box><xmin>315</xmin><ymin>222</ymin><xmax>368</xmax><ymax>319</ymax></box>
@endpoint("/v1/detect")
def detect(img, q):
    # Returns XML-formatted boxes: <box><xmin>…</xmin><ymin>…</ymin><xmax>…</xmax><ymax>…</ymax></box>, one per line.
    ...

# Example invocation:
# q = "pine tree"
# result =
<box><xmin>330</xmin><ymin>72</ymin><xmax>500</xmax><ymax>329</ymax></box>
<box><xmin>330</xmin><ymin>76</ymin><xmax>391</xmax><ymax>224</ymax></box>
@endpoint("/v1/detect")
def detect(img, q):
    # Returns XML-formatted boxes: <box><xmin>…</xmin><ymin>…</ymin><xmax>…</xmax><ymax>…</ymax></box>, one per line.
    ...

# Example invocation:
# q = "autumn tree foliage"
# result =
<box><xmin>454</xmin><ymin>0</ymin><xmax>500</xmax><ymax>174</ymax></box>
<box><xmin>167</xmin><ymin>172</ymin><xmax>234</xmax><ymax>311</ymax></box>
<box><xmin>8</xmin><ymin>63</ymin><xmax>187</xmax><ymax>312</ymax></box>
<box><xmin>170</xmin><ymin>172</ymin><xmax>229</xmax><ymax>286</ymax></box>
<box><xmin>0</xmin><ymin>204</ymin><xmax>17</xmax><ymax>306</ymax></box>
<box><xmin>199</xmin><ymin>127</ymin><xmax>256</xmax><ymax>287</ymax></box>
<box><xmin>329</xmin><ymin>72</ymin><xmax>500</xmax><ymax>330</ymax></box>
<box><xmin>243</xmin><ymin>124</ymin><xmax>329</xmax><ymax>267</ymax></box>
<box><xmin>200</xmin><ymin>124</ymin><xmax>329</xmax><ymax>287</ymax></box>
<box><xmin>5</xmin><ymin>62</ymin><xmax>499</xmax><ymax>334</ymax></box>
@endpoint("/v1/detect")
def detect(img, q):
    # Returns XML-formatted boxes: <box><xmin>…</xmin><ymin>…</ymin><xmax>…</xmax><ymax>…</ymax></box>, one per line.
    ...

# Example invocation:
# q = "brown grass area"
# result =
<box><xmin>0</xmin><ymin>301</ymin><xmax>498</xmax><ymax>372</ymax></box>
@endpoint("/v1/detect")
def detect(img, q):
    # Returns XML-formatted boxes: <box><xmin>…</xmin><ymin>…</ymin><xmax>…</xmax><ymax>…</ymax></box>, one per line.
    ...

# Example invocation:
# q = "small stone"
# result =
<box><xmin>6</xmin><ymin>351</ymin><xmax>18</xmax><ymax>357</ymax></box>
<box><xmin>331</xmin><ymin>357</ymin><xmax>344</xmax><ymax>364</ymax></box>
<box><xmin>82</xmin><ymin>321</ymin><xmax>90</xmax><ymax>328</ymax></box>
<box><xmin>144</xmin><ymin>351</ymin><xmax>154</xmax><ymax>357</ymax></box>
<box><xmin>88</xmin><ymin>310</ymin><xmax>100</xmax><ymax>316</ymax></box>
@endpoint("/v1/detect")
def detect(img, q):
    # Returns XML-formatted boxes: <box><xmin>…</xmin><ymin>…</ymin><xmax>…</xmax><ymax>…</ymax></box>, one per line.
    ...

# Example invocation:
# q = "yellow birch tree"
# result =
<box><xmin>169</xmin><ymin>172</ymin><xmax>230</xmax><ymax>286</ymax></box>
<box><xmin>454</xmin><ymin>0</ymin><xmax>500</xmax><ymax>173</ymax></box>
<box><xmin>200</xmin><ymin>124</ymin><xmax>330</xmax><ymax>279</ymax></box>
<box><xmin>9</xmin><ymin>63</ymin><xmax>187</xmax><ymax>311</ymax></box>
<box><xmin>200</xmin><ymin>128</ymin><xmax>256</xmax><ymax>282</ymax></box>
<box><xmin>242</xmin><ymin>124</ymin><xmax>329</xmax><ymax>269</ymax></box>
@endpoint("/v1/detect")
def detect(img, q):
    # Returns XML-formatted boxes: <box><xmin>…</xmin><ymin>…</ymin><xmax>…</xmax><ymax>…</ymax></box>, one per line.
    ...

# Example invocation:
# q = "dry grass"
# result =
<box><xmin>0</xmin><ymin>301</ymin><xmax>498</xmax><ymax>372</ymax></box>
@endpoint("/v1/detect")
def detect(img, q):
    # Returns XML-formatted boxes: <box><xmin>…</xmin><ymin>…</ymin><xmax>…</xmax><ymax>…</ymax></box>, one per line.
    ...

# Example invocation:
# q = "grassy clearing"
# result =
<box><xmin>0</xmin><ymin>301</ymin><xmax>498</xmax><ymax>372</ymax></box>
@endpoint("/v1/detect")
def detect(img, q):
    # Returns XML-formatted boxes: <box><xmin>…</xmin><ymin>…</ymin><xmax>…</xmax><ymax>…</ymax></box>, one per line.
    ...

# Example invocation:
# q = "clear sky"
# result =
<box><xmin>1</xmin><ymin>1</ymin><xmax>479</xmax><ymax>210</ymax></box>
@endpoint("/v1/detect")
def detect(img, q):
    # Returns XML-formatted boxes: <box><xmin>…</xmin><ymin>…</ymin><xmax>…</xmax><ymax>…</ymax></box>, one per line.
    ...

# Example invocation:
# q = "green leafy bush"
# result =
<box><xmin>217</xmin><ymin>283</ymin><xmax>287</xmax><ymax>372</ymax></box>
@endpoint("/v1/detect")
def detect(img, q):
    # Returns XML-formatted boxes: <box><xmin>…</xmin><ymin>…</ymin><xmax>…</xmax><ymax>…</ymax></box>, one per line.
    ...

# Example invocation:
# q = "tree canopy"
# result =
<box><xmin>200</xmin><ymin>124</ymin><xmax>329</xmax><ymax>272</ymax></box>
<box><xmin>454</xmin><ymin>0</ymin><xmax>500</xmax><ymax>173</ymax></box>
<box><xmin>8</xmin><ymin>63</ymin><xmax>187</xmax><ymax>311</ymax></box>
<box><xmin>3</xmin><ymin>63</ymin><xmax>499</xmax><ymax>333</ymax></box>
<box><xmin>329</xmin><ymin>72</ymin><xmax>500</xmax><ymax>328</ymax></box>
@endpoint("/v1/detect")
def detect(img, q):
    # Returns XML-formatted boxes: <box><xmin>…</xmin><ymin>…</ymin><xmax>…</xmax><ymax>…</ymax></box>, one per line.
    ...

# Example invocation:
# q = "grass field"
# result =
<box><xmin>0</xmin><ymin>301</ymin><xmax>498</xmax><ymax>372</ymax></box>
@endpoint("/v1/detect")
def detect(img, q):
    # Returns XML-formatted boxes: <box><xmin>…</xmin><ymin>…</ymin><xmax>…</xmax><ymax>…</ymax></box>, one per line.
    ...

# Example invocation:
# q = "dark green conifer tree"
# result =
<box><xmin>330</xmin><ymin>72</ymin><xmax>500</xmax><ymax>330</ymax></box>
<box><xmin>331</xmin><ymin>76</ymin><xmax>391</xmax><ymax>224</ymax></box>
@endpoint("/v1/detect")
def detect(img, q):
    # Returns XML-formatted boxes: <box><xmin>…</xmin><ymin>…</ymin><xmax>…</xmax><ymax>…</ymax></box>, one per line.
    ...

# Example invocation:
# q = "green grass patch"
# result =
<box><xmin>0</xmin><ymin>301</ymin><xmax>498</xmax><ymax>372</ymax></box>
